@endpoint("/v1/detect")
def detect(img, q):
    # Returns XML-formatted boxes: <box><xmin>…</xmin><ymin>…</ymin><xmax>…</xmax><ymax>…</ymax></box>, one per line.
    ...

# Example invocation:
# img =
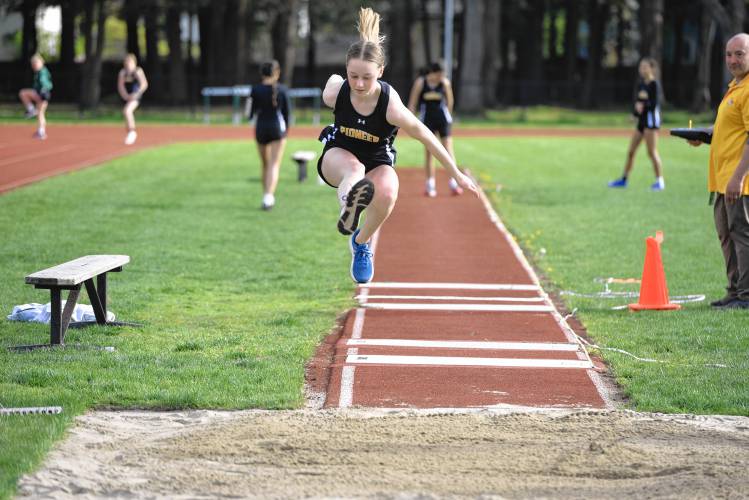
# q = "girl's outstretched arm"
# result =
<box><xmin>386</xmin><ymin>86</ymin><xmax>478</xmax><ymax>195</ymax></box>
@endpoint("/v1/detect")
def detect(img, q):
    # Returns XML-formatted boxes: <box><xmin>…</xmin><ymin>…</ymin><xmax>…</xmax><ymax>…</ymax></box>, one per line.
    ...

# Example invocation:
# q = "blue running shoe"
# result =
<box><xmin>651</xmin><ymin>179</ymin><xmax>665</xmax><ymax>191</ymax></box>
<box><xmin>607</xmin><ymin>177</ymin><xmax>627</xmax><ymax>188</ymax></box>
<box><xmin>350</xmin><ymin>229</ymin><xmax>374</xmax><ymax>283</ymax></box>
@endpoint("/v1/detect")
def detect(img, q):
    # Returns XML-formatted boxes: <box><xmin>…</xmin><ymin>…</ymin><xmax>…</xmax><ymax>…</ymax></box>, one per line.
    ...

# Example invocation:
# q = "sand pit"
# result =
<box><xmin>16</xmin><ymin>408</ymin><xmax>749</xmax><ymax>499</ymax></box>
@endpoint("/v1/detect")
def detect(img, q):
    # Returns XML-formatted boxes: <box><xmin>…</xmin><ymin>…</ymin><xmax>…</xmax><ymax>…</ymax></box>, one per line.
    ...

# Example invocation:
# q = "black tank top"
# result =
<box><xmin>123</xmin><ymin>69</ymin><xmax>140</xmax><ymax>94</ymax></box>
<box><xmin>418</xmin><ymin>78</ymin><xmax>448</xmax><ymax>120</ymax></box>
<box><xmin>333</xmin><ymin>80</ymin><xmax>398</xmax><ymax>154</ymax></box>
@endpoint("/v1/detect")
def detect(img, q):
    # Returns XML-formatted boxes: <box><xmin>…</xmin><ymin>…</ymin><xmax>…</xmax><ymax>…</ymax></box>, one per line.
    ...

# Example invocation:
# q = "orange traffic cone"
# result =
<box><xmin>629</xmin><ymin>231</ymin><xmax>681</xmax><ymax>311</ymax></box>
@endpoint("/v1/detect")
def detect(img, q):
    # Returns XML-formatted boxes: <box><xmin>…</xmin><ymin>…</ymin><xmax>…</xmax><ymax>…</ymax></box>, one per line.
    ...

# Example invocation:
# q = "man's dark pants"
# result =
<box><xmin>714</xmin><ymin>193</ymin><xmax>749</xmax><ymax>300</ymax></box>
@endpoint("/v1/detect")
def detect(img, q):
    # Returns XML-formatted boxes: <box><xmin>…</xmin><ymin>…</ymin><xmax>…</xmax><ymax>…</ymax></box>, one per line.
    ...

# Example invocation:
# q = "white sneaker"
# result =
<box><xmin>125</xmin><ymin>130</ymin><xmax>137</xmax><ymax>145</ymax></box>
<box><xmin>261</xmin><ymin>193</ymin><xmax>275</xmax><ymax>210</ymax></box>
<box><xmin>425</xmin><ymin>178</ymin><xmax>437</xmax><ymax>198</ymax></box>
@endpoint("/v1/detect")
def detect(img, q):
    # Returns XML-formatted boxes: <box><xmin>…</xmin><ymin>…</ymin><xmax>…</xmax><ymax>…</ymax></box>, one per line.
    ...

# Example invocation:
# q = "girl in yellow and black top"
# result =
<box><xmin>18</xmin><ymin>54</ymin><xmax>52</xmax><ymax>140</ymax></box>
<box><xmin>117</xmin><ymin>54</ymin><xmax>149</xmax><ymax>145</ymax></box>
<box><xmin>608</xmin><ymin>57</ymin><xmax>665</xmax><ymax>191</ymax></box>
<box><xmin>317</xmin><ymin>7</ymin><xmax>478</xmax><ymax>284</ymax></box>
<box><xmin>407</xmin><ymin>62</ymin><xmax>463</xmax><ymax>197</ymax></box>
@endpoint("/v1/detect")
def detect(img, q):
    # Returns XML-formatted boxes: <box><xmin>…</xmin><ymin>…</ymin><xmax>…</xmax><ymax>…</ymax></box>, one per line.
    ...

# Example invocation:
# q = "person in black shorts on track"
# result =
<box><xmin>18</xmin><ymin>53</ymin><xmax>52</xmax><ymax>140</ymax></box>
<box><xmin>117</xmin><ymin>53</ymin><xmax>148</xmax><ymax>145</ymax></box>
<box><xmin>407</xmin><ymin>61</ymin><xmax>463</xmax><ymax>197</ymax></box>
<box><xmin>249</xmin><ymin>60</ymin><xmax>290</xmax><ymax>210</ymax></box>
<box><xmin>317</xmin><ymin>7</ymin><xmax>478</xmax><ymax>284</ymax></box>
<box><xmin>608</xmin><ymin>57</ymin><xmax>665</xmax><ymax>191</ymax></box>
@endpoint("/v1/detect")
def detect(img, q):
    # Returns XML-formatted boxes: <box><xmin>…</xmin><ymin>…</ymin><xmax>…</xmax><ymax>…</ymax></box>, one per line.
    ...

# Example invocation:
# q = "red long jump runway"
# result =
<box><xmin>324</xmin><ymin>169</ymin><xmax>610</xmax><ymax>409</ymax></box>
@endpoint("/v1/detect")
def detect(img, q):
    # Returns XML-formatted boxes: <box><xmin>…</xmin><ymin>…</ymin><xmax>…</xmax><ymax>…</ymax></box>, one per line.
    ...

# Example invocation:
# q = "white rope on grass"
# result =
<box><xmin>560</xmin><ymin>277</ymin><xmax>705</xmax><ymax>309</ymax></box>
<box><xmin>562</xmin><ymin>309</ymin><xmax>727</xmax><ymax>369</ymax></box>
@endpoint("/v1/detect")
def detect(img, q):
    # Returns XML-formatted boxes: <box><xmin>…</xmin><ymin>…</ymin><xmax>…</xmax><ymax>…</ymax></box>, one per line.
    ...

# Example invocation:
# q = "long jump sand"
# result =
<box><xmin>16</xmin><ymin>408</ymin><xmax>749</xmax><ymax>498</ymax></box>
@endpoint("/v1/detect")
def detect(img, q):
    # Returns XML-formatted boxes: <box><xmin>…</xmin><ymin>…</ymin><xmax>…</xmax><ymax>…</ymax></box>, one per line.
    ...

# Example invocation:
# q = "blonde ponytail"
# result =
<box><xmin>347</xmin><ymin>7</ymin><xmax>386</xmax><ymax>68</ymax></box>
<box><xmin>357</xmin><ymin>7</ymin><xmax>385</xmax><ymax>45</ymax></box>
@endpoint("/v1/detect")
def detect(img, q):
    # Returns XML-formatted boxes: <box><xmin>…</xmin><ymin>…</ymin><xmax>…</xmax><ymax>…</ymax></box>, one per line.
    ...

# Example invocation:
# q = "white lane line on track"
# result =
<box><xmin>362</xmin><ymin>303</ymin><xmax>555</xmax><ymax>312</ymax></box>
<box><xmin>0</xmin><ymin>145</ymin><xmax>77</xmax><ymax>167</ymax></box>
<box><xmin>346</xmin><ymin>354</ymin><xmax>593</xmax><ymax>369</ymax></box>
<box><xmin>346</xmin><ymin>339</ymin><xmax>581</xmax><ymax>351</ymax></box>
<box><xmin>472</xmin><ymin>175</ymin><xmax>611</xmax><ymax>407</ymax></box>
<box><xmin>339</xmin><ymin>306</ymin><xmax>366</xmax><ymax>409</ymax></box>
<box><xmin>360</xmin><ymin>282</ymin><xmax>540</xmax><ymax>291</ymax></box>
<box><xmin>356</xmin><ymin>294</ymin><xmax>545</xmax><ymax>303</ymax></box>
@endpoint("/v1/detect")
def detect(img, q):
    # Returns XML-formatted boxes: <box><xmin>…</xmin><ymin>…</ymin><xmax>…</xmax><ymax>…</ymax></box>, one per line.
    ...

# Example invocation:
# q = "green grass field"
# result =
<box><xmin>1</xmin><ymin>132</ymin><xmax>747</xmax><ymax>499</ymax></box>
<box><xmin>0</xmin><ymin>103</ymin><xmax>717</xmax><ymax>128</ymax></box>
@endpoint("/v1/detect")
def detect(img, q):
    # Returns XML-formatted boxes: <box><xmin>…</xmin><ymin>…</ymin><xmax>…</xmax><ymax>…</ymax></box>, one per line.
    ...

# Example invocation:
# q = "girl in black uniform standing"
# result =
<box><xmin>608</xmin><ymin>57</ymin><xmax>665</xmax><ymax>191</ymax></box>
<box><xmin>318</xmin><ymin>7</ymin><xmax>478</xmax><ymax>284</ymax></box>
<box><xmin>249</xmin><ymin>60</ymin><xmax>290</xmax><ymax>210</ymax></box>
<box><xmin>117</xmin><ymin>54</ymin><xmax>148</xmax><ymax>145</ymax></box>
<box><xmin>407</xmin><ymin>62</ymin><xmax>462</xmax><ymax>197</ymax></box>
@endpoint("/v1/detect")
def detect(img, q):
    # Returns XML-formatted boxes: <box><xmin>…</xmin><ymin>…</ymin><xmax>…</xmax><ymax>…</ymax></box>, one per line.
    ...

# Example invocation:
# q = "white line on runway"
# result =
<box><xmin>356</xmin><ymin>294</ymin><xmax>545</xmax><ymax>303</ymax></box>
<box><xmin>346</xmin><ymin>339</ymin><xmax>581</xmax><ymax>351</ymax></box>
<box><xmin>346</xmin><ymin>354</ymin><xmax>593</xmax><ymax>369</ymax></box>
<box><xmin>362</xmin><ymin>303</ymin><xmax>554</xmax><ymax>312</ymax></box>
<box><xmin>360</xmin><ymin>282</ymin><xmax>540</xmax><ymax>291</ymax></box>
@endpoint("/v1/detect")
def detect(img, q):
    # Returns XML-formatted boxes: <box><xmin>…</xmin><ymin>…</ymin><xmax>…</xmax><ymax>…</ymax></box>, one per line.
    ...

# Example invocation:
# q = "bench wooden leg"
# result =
<box><xmin>50</xmin><ymin>286</ymin><xmax>81</xmax><ymax>345</ymax></box>
<box><xmin>84</xmin><ymin>276</ymin><xmax>107</xmax><ymax>324</ymax></box>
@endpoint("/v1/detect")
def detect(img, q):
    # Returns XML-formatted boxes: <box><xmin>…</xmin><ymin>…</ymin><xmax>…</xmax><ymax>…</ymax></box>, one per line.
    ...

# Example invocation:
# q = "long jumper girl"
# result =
<box><xmin>317</xmin><ymin>7</ymin><xmax>477</xmax><ymax>284</ymax></box>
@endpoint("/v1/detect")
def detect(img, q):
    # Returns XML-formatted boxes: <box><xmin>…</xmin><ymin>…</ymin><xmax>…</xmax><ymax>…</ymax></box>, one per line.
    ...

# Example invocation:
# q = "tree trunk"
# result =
<box><xmin>580</xmin><ymin>0</ymin><xmax>607</xmax><ymax>108</ymax></box>
<box><xmin>197</xmin><ymin>7</ymin><xmax>214</xmax><ymax>84</ymax></box>
<box><xmin>692</xmin><ymin>6</ymin><xmax>716</xmax><ymax>113</ymax></box>
<box><xmin>125</xmin><ymin>0</ymin><xmax>141</xmax><ymax>61</ymax></box>
<box><xmin>306</xmin><ymin>0</ymin><xmax>317</xmax><ymax>86</ymax></box>
<box><xmin>166</xmin><ymin>5</ymin><xmax>187</xmax><ymax>103</ymax></box>
<box><xmin>60</xmin><ymin>0</ymin><xmax>77</xmax><ymax>66</ymax></box>
<box><xmin>458</xmin><ymin>0</ymin><xmax>484</xmax><ymax>113</ymax></box>
<box><xmin>420</xmin><ymin>0</ymin><xmax>432</xmax><ymax>65</ymax></box>
<box><xmin>145</xmin><ymin>4</ymin><xmax>163</xmax><ymax>99</ymax></box>
<box><xmin>21</xmin><ymin>0</ymin><xmax>39</xmax><ymax>62</ymax></box>
<box><xmin>388</xmin><ymin>0</ymin><xmax>414</xmax><ymax>94</ymax></box>
<box><xmin>235</xmin><ymin>0</ymin><xmax>250</xmax><ymax>84</ymax></box>
<box><xmin>271</xmin><ymin>0</ymin><xmax>298</xmax><ymax>87</ymax></box>
<box><xmin>481</xmin><ymin>0</ymin><xmax>500</xmax><ymax>107</ymax></box>
<box><xmin>639</xmin><ymin>0</ymin><xmax>664</xmax><ymax>69</ymax></box>
<box><xmin>563</xmin><ymin>0</ymin><xmax>579</xmax><ymax>103</ymax></box>
<box><xmin>79</xmin><ymin>0</ymin><xmax>106</xmax><ymax>111</ymax></box>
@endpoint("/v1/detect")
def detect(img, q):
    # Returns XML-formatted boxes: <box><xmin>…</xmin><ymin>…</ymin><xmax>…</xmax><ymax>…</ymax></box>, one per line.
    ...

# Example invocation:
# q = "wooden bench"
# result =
<box><xmin>16</xmin><ymin>255</ymin><xmax>132</xmax><ymax>350</ymax></box>
<box><xmin>292</xmin><ymin>151</ymin><xmax>316</xmax><ymax>182</ymax></box>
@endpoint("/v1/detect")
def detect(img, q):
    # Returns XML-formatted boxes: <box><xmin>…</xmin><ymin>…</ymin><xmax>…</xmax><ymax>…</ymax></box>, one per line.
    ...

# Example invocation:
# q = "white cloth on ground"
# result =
<box><xmin>7</xmin><ymin>302</ymin><xmax>115</xmax><ymax>323</ymax></box>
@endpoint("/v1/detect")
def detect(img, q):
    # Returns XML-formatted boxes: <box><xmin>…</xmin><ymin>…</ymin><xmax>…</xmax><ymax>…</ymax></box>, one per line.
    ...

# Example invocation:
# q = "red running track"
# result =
<box><xmin>323</xmin><ymin>169</ymin><xmax>610</xmax><ymax>409</ymax></box>
<box><xmin>0</xmin><ymin>123</ymin><xmax>632</xmax><ymax>194</ymax></box>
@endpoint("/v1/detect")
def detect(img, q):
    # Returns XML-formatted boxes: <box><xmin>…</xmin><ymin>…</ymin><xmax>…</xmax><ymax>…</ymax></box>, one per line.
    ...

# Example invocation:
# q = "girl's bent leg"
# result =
<box><xmin>321</xmin><ymin>147</ymin><xmax>367</xmax><ymax>209</ymax></box>
<box><xmin>357</xmin><ymin>166</ymin><xmax>399</xmax><ymax>244</ymax></box>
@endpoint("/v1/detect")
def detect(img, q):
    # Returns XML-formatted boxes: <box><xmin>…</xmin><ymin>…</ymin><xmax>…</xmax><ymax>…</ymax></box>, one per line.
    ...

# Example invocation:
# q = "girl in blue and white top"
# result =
<box><xmin>249</xmin><ymin>60</ymin><xmax>291</xmax><ymax>210</ymax></box>
<box><xmin>407</xmin><ymin>62</ymin><xmax>463</xmax><ymax>197</ymax></box>
<box><xmin>318</xmin><ymin>7</ymin><xmax>478</xmax><ymax>284</ymax></box>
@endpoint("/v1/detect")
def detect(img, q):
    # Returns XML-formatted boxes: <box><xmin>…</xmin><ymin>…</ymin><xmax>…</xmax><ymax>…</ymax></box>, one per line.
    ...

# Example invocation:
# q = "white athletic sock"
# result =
<box><xmin>448</xmin><ymin>177</ymin><xmax>459</xmax><ymax>189</ymax></box>
<box><xmin>26</xmin><ymin>104</ymin><xmax>35</xmax><ymax>112</ymax></box>
<box><xmin>656</xmin><ymin>176</ymin><xmax>664</xmax><ymax>187</ymax></box>
<box><xmin>426</xmin><ymin>177</ymin><xmax>436</xmax><ymax>190</ymax></box>
<box><xmin>38</xmin><ymin>126</ymin><xmax>45</xmax><ymax>134</ymax></box>
<box><xmin>262</xmin><ymin>193</ymin><xmax>275</xmax><ymax>207</ymax></box>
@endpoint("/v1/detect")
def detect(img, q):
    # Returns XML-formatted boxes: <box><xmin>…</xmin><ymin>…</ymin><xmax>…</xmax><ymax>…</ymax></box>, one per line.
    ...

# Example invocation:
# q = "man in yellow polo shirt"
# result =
<box><xmin>690</xmin><ymin>33</ymin><xmax>749</xmax><ymax>308</ymax></box>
